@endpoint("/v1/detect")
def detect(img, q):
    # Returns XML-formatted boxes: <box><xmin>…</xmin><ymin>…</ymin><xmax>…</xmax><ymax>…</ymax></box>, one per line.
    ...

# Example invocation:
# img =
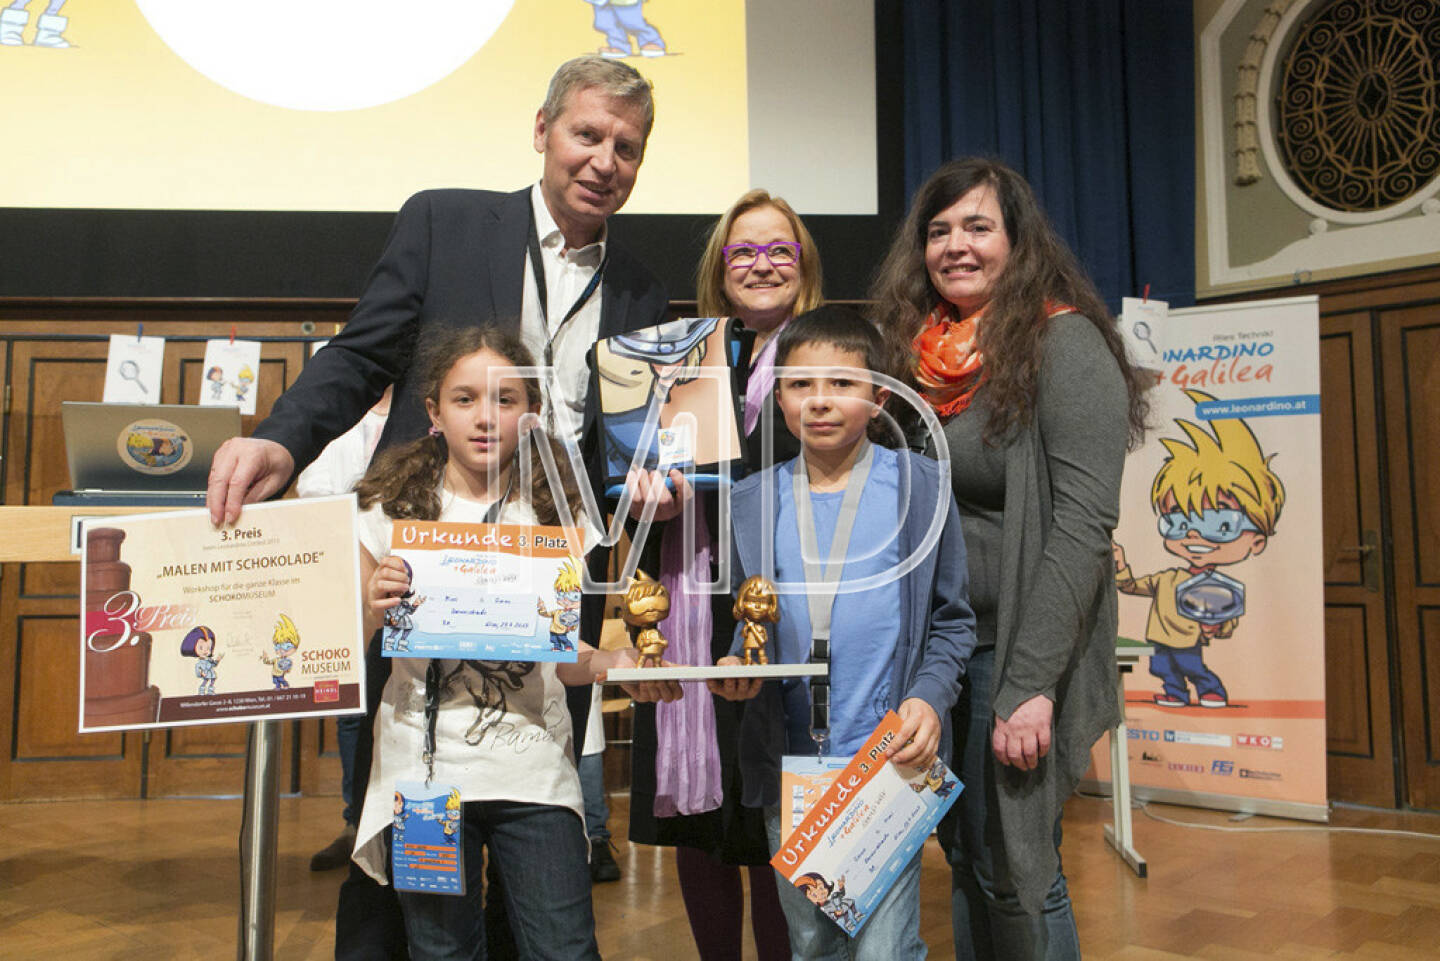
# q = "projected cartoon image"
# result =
<box><xmin>1113</xmin><ymin>389</ymin><xmax>1285</xmax><ymax>709</ymax></box>
<box><xmin>585</xmin><ymin>0</ymin><xmax>666</xmax><ymax>59</ymax></box>
<box><xmin>595</xmin><ymin>316</ymin><xmax>729</xmax><ymax>481</ymax></box>
<box><xmin>1</xmin><ymin>0</ymin><xmax>71</xmax><ymax>48</ymax></box>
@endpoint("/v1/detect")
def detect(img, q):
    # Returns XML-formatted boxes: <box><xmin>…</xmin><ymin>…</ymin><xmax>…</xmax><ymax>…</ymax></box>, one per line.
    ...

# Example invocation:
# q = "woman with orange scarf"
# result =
<box><xmin>873</xmin><ymin>158</ymin><xmax>1149</xmax><ymax>960</ymax></box>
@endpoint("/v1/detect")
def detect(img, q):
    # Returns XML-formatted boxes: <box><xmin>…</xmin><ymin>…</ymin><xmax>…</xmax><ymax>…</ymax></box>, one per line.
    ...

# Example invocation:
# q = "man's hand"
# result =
<box><xmin>888</xmin><ymin>698</ymin><xmax>940</xmax><ymax>768</ymax></box>
<box><xmin>598</xmin><ymin>645</ymin><xmax>684</xmax><ymax>703</ymax></box>
<box><xmin>992</xmin><ymin>694</ymin><xmax>1053</xmax><ymax>771</ymax></box>
<box><xmin>706</xmin><ymin>655</ymin><xmax>763</xmax><ymax>702</ymax></box>
<box><xmin>207</xmin><ymin>437</ymin><xmax>295</xmax><ymax>526</ymax></box>
<box><xmin>625</xmin><ymin>468</ymin><xmax>692</xmax><ymax>523</ymax></box>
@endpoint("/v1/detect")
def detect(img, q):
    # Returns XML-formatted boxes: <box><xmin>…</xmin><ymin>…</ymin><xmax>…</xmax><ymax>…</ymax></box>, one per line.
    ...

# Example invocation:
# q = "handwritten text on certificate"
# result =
<box><xmin>771</xmin><ymin>712</ymin><xmax>962</xmax><ymax>937</ymax></box>
<box><xmin>383</xmin><ymin>521</ymin><xmax>585</xmax><ymax>663</ymax></box>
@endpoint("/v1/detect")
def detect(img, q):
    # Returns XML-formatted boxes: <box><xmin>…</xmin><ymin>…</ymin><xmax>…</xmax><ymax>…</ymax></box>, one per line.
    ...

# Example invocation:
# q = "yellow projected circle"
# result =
<box><xmin>135</xmin><ymin>0</ymin><xmax>516</xmax><ymax>112</ymax></box>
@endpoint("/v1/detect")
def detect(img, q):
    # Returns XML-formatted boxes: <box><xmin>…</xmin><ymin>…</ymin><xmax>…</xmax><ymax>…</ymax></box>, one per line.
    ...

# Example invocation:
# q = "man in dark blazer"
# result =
<box><xmin>205</xmin><ymin>56</ymin><xmax>673</xmax><ymax>961</ymax></box>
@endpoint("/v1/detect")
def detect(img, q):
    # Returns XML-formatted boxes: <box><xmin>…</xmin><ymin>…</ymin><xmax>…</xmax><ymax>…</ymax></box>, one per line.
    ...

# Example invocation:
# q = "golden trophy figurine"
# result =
<box><xmin>622</xmin><ymin>570</ymin><xmax>671</xmax><ymax>668</ymax></box>
<box><xmin>733</xmin><ymin>575</ymin><xmax>779</xmax><ymax>665</ymax></box>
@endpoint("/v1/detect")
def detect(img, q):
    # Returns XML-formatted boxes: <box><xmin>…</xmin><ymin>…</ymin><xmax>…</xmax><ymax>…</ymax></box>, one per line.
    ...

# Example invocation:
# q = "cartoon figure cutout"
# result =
<box><xmin>383</xmin><ymin>559</ymin><xmax>426</xmax><ymax>653</ymax></box>
<box><xmin>441</xmin><ymin>788</ymin><xmax>461</xmax><ymax>843</ymax></box>
<box><xmin>260</xmin><ymin>613</ymin><xmax>300</xmax><ymax>689</ymax></box>
<box><xmin>180</xmin><ymin>625</ymin><xmax>223</xmax><ymax>695</ymax></box>
<box><xmin>1113</xmin><ymin>389</ymin><xmax>1285</xmax><ymax>708</ymax></box>
<box><xmin>795</xmin><ymin>872</ymin><xmax>862</xmax><ymax>928</ymax></box>
<box><xmin>536</xmin><ymin>557</ymin><xmax>582</xmax><ymax>653</ymax></box>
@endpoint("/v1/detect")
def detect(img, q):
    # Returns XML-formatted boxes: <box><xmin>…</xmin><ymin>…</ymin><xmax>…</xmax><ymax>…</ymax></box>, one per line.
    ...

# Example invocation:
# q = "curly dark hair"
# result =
<box><xmin>870</xmin><ymin>157</ymin><xmax>1150</xmax><ymax>448</ymax></box>
<box><xmin>355</xmin><ymin>326</ymin><xmax>581</xmax><ymax>525</ymax></box>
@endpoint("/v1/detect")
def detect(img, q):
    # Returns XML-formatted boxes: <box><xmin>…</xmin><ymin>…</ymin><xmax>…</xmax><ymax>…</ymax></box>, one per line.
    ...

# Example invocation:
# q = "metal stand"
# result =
<box><xmin>238</xmin><ymin>720</ymin><xmax>282</xmax><ymax>961</ymax></box>
<box><xmin>1104</xmin><ymin>656</ymin><xmax>1148</xmax><ymax>878</ymax></box>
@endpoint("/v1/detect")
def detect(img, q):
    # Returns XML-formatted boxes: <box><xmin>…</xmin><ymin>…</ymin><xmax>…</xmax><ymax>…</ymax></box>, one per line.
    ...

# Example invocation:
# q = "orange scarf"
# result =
<box><xmin>912</xmin><ymin>300</ymin><xmax>1075</xmax><ymax>418</ymax></box>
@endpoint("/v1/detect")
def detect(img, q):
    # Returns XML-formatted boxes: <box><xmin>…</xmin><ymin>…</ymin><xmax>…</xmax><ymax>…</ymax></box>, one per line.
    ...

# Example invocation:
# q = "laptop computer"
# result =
<box><xmin>54</xmin><ymin>402</ymin><xmax>242</xmax><ymax>506</ymax></box>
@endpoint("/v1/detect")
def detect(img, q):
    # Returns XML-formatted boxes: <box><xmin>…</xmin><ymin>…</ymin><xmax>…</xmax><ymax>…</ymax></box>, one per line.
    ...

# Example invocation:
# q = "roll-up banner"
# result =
<box><xmin>1091</xmin><ymin>295</ymin><xmax>1327</xmax><ymax>821</ymax></box>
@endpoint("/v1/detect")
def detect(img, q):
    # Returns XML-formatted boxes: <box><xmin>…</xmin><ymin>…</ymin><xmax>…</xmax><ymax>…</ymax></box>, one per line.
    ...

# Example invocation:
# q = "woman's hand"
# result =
<box><xmin>625</xmin><ymin>468</ymin><xmax>692</xmax><ymax>523</ymax></box>
<box><xmin>992</xmin><ymin>694</ymin><xmax>1053</xmax><ymax>770</ymax></box>
<box><xmin>367</xmin><ymin>555</ymin><xmax>411</xmax><ymax>618</ymax></box>
<box><xmin>595</xmin><ymin>645</ymin><xmax>684</xmax><ymax>703</ymax></box>
<box><xmin>888</xmin><ymin>697</ymin><xmax>940</xmax><ymax>768</ymax></box>
<box><xmin>706</xmin><ymin>655</ymin><xmax>763</xmax><ymax>702</ymax></box>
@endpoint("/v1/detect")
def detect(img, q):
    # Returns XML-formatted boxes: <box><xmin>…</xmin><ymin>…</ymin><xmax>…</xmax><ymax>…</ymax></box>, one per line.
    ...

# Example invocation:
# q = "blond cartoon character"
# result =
<box><xmin>1113</xmin><ymin>389</ymin><xmax>1285</xmax><ymax>708</ymax></box>
<box><xmin>259</xmin><ymin>613</ymin><xmax>301</xmax><ymax>690</ymax></box>
<box><xmin>596</xmin><ymin>317</ymin><xmax>717</xmax><ymax>478</ymax></box>
<box><xmin>621</xmin><ymin>570</ymin><xmax>670</xmax><ymax>668</ymax></box>
<box><xmin>733</xmin><ymin>575</ymin><xmax>778</xmax><ymax>665</ymax></box>
<box><xmin>441</xmin><ymin>788</ymin><xmax>461</xmax><ymax>843</ymax></box>
<box><xmin>232</xmin><ymin>365</ymin><xmax>255</xmax><ymax>405</ymax></box>
<box><xmin>536</xmin><ymin>557</ymin><xmax>583</xmax><ymax>653</ymax></box>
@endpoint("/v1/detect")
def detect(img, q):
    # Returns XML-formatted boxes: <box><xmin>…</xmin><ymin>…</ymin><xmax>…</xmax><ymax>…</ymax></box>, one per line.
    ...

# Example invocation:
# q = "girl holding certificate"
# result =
<box><xmin>350</xmin><ymin>326</ymin><xmax>648</xmax><ymax>961</ymax></box>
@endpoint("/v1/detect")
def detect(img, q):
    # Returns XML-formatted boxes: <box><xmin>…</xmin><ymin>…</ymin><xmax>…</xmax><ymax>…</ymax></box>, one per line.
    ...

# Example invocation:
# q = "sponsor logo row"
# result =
<box><xmin>1126</xmin><ymin>727</ymin><xmax>1284</xmax><ymax>750</ymax></box>
<box><xmin>1138</xmin><ymin>756</ymin><xmax>1282</xmax><ymax>780</ymax></box>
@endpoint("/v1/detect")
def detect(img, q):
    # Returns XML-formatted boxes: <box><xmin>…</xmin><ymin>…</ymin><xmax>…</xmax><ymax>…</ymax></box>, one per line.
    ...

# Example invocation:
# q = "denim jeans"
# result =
<box><xmin>396</xmin><ymin>800</ymin><xmax>599</xmax><ymax>961</ymax></box>
<box><xmin>337</xmin><ymin>712</ymin><xmax>366</xmax><ymax>826</ymax></box>
<box><xmin>941</xmin><ymin>646</ymin><xmax>1082</xmax><ymax>961</ymax></box>
<box><xmin>764</xmin><ymin>808</ymin><xmax>926</xmax><ymax>961</ymax></box>
<box><xmin>577</xmin><ymin>750</ymin><xmax>611</xmax><ymax>843</ymax></box>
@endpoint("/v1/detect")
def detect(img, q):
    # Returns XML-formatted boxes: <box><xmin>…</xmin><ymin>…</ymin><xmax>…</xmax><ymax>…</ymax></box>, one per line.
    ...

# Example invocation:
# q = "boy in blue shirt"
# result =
<box><xmin>711</xmin><ymin>306</ymin><xmax>976</xmax><ymax>959</ymax></box>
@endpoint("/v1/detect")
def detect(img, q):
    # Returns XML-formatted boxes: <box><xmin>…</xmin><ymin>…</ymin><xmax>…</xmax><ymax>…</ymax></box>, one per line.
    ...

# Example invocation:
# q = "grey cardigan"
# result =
<box><xmin>985</xmin><ymin>313</ymin><xmax>1128</xmax><ymax>914</ymax></box>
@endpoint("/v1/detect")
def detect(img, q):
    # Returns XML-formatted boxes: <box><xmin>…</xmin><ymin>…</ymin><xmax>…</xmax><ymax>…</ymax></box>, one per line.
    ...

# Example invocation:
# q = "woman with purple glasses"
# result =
<box><xmin>626</xmin><ymin>189</ymin><xmax>825</xmax><ymax>961</ymax></box>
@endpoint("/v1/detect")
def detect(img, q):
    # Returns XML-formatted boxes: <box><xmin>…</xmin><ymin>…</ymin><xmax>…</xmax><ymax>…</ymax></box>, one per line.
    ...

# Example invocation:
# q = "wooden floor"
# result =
<box><xmin>2</xmin><ymin>791</ymin><xmax>1438</xmax><ymax>960</ymax></box>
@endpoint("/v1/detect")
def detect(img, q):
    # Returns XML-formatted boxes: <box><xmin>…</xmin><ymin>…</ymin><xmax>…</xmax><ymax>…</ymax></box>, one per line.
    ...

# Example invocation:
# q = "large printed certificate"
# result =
<box><xmin>78</xmin><ymin>495</ymin><xmax>364</xmax><ymax>732</ymax></box>
<box><xmin>381</xmin><ymin>520</ymin><xmax>586</xmax><ymax>662</ymax></box>
<box><xmin>771</xmin><ymin>712</ymin><xmax>962</xmax><ymax>937</ymax></box>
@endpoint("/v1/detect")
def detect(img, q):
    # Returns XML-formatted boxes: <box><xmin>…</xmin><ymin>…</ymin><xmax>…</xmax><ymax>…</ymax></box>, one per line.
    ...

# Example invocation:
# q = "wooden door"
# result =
<box><xmin>1319</xmin><ymin>312</ymin><xmax>1397</xmax><ymax>806</ymax></box>
<box><xmin>0</xmin><ymin>337</ymin><xmax>145</xmax><ymax>799</ymax></box>
<box><xmin>1380</xmin><ymin>305</ymin><xmax>1440</xmax><ymax>809</ymax></box>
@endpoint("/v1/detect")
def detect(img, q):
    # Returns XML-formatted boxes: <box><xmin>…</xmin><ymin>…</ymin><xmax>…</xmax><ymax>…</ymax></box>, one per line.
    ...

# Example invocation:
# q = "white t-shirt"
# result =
<box><xmin>353</xmin><ymin>488</ymin><xmax>584</xmax><ymax>883</ymax></box>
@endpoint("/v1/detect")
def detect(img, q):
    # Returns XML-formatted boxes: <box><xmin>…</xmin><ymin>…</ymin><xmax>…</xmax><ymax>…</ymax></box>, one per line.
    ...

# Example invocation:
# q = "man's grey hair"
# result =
<box><xmin>541</xmin><ymin>56</ymin><xmax>655</xmax><ymax>143</ymax></box>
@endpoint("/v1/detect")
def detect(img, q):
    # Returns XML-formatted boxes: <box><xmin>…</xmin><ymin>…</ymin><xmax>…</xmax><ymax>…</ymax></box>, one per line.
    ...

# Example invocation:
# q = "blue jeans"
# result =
<box><xmin>337</xmin><ymin>713</ymin><xmax>365</xmax><ymax>826</ymax></box>
<box><xmin>764</xmin><ymin>808</ymin><xmax>926</xmax><ymax>960</ymax></box>
<box><xmin>578</xmin><ymin>750</ymin><xmax>611</xmax><ymax>843</ymax></box>
<box><xmin>396</xmin><ymin>800</ymin><xmax>599</xmax><ymax>961</ymax></box>
<box><xmin>591</xmin><ymin>3</ymin><xmax>664</xmax><ymax>50</ymax></box>
<box><xmin>1149</xmin><ymin>642</ymin><xmax>1226</xmax><ymax>703</ymax></box>
<box><xmin>942</xmin><ymin>646</ymin><xmax>1081</xmax><ymax>961</ymax></box>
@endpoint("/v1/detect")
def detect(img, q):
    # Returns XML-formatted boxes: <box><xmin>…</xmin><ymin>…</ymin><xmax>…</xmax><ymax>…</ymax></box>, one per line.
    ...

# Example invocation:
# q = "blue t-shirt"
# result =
<box><xmin>771</xmin><ymin>446</ymin><xmax>903</xmax><ymax>757</ymax></box>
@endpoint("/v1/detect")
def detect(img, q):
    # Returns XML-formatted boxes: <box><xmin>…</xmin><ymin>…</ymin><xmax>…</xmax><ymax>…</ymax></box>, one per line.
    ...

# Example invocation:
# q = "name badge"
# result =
<box><xmin>391</xmin><ymin>780</ymin><xmax>464</xmax><ymax>895</ymax></box>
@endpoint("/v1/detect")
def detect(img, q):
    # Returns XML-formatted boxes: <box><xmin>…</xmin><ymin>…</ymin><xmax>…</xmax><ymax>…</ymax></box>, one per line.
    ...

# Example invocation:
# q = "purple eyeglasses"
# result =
<box><xmin>722</xmin><ymin>240</ymin><xmax>802</xmax><ymax>268</ymax></box>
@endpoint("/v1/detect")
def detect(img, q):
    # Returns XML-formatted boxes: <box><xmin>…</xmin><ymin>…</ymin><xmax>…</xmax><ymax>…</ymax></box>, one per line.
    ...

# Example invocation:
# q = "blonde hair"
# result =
<box><xmin>696</xmin><ymin>190</ymin><xmax>823</xmax><ymax>319</ymax></box>
<box><xmin>541</xmin><ymin>56</ymin><xmax>655</xmax><ymax>143</ymax></box>
<box><xmin>273</xmin><ymin>613</ymin><xmax>300</xmax><ymax>648</ymax></box>
<box><xmin>1150</xmin><ymin>390</ymin><xmax>1285</xmax><ymax>535</ymax></box>
<box><xmin>553</xmin><ymin>557</ymin><xmax>582</xmax><ymax>594</ymax></box>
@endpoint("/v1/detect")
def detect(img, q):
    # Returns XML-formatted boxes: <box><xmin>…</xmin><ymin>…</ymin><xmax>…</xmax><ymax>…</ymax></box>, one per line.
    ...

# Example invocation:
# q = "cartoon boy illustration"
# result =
<box><xmin>595</xmin><ymin>317</ymin><xmax>717</xmax><ymax>479</ymax></box>
<box><xmin>180</xmin><ymin>625</ymin><xmax>223</xmax><ymax>695</ymax></box>
<box><xmin>383</xmin><ymin>559</ymin><xmax>425</xmax><ymax>653</ymax></box>
<box><xmin>1</xmin><ymin>1</ymin><xmax>70</xmax><ymax>48</ymax></box>
<box><xmin>795</xmin><ymin>872</ymin><xmax>861</xmax><ymax>927</ymax></box>
<box><xmin>259</xmin><ymin>613</ymin><xmax>300</xmax><ymax>689</ymax></box>
<box><xmin>206</xmin><ymin>365</ymin><xmax>227</xmax><ymax>401</ymax></box>
<box><xmin>586</xmin><ymin>0</ymin><xmax>665</xmax><ymax>59</ymax></box>
<box><xmin>232</xmin><ymin>365</ymin><xmax>255</xmax><ymax>404</ymax></box>
<box><xmin>536</xmin><ymin>557</ymin><xmax>583</xmax><ymax>653</ymax></box>
<box><xmin>392</xmin><ymin>791</ymin><xmax>410</xmax><ymax>833</ymax></box>
<box><xmin>1113</xmin><ymin>389</ymin><xmax>1285</xmax><ymax>708</ymax></box>
<box><xmin>441</xmin><ymin>788</ymin><xmax>462</xmax><ymax>843</ymax></box>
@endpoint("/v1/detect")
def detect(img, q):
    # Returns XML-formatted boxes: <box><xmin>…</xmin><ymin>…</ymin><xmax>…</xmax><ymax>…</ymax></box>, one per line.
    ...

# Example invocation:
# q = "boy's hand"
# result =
<box><xmin>888</xmin><ymin>698</ymin><xmax>940</xmax><ymax>768</ymax></box>
<box><xmin>1111</xmin><ymin>541</ymin><xmax>1127</xmax><ymax>573</ymax></box>
<box><xmin>367</xmin><ymin>555</ymin><xmax>411</xmax><ymax>617</ymax></box>
<box><xmin>993</xmin><ymin>694</ymin><xmax>1053</xmax><ymax>770</ymax></box>
<box><xmin>625</xmin><ymin>468</ymin><xmax>692</xmax><ymax>522</ymax></box>
<box><xmin>598</xmin><ymin>646</ymin><xmax>684</xmax><ymax>703</ymax></box>
<box><xmin>706</xmin><ymin>655</ymin><xmax>762</xmax><ymax>701</ymax></box>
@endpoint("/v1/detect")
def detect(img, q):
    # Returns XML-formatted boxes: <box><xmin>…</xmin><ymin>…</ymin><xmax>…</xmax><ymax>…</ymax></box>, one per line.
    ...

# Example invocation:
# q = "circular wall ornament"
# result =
<box><xmin>1271</xmin><ymin>0</ymin><xmax>1440</xmax><ymax>217</ymax></box>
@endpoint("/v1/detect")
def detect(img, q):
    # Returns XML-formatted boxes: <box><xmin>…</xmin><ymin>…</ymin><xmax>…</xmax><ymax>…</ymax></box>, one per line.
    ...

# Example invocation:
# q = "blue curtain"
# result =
<box><xmin>900</xmin><ymin>0</ymin><xmax>1195</xmax><ymax>309</ymax></box>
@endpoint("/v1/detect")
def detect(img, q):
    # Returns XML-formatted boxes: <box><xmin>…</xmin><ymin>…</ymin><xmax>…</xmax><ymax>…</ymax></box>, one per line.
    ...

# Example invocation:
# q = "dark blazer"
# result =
<box><xmin>250</xmin><ymin>186</ymin><xmax>669</xmax><ymax>760</ymax></box>
<box><xmin>728</xmin><ymin>449</ymin><xmax>977</xmax><ymax>809</ymax></box>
